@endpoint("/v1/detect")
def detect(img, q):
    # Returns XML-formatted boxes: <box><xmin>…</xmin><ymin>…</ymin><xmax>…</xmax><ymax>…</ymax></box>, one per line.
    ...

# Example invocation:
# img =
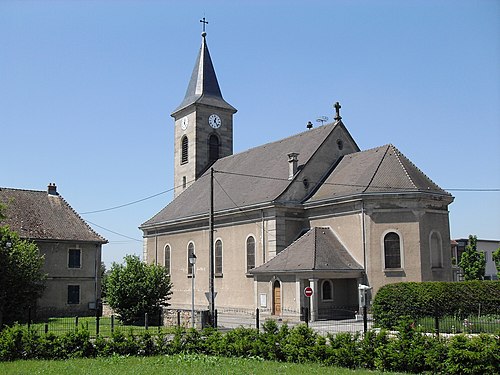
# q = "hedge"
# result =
<box><xmin>0</xmin><ymin>320</ymin><xmax>498</xmax><ymax>374</ymax></box>
<box><xmin>372</xmin><ymin>281</ymin><xmax>500</xmax><ymax>329</ymax></box>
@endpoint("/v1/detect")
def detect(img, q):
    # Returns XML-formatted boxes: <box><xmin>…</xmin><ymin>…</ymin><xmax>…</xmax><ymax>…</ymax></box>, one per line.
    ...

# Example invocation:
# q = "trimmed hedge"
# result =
<box><xmin>372</xmin><ymin>281</ymin><xmax>500</xmax><ymax>329</ymax></box>
<box><xmin>1</xmin><ymin>321</ymin><xmax>499</xmax><ymax>374</ymax></box>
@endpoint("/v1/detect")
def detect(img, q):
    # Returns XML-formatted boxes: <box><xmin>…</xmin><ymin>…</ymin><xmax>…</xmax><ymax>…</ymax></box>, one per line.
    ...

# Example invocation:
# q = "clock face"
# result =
<box><xmin>208</xmin><ymin>114</ymin><xmax>222</xmax><ymax>129</ymax></box>
<box><xmin>181</xmin><ymin>117</ymin><xmax>189</xmax><ymax>130</ymax></box>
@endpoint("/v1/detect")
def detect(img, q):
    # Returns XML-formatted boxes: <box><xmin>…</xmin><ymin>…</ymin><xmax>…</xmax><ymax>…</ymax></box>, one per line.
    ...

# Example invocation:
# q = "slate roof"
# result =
<box><xmin>307</xmin><ymin>144</ymin><xmax>451</xmax><ymax>203</ymax></box>
<box><xmin>142</xmin><ymin>122</ymin><xmax>338</xmax><ymax>227</ymax></box>
<box><xmin>250</xmin><ymin>227</ymin><xmax>363</xmax><ymax>274</ymax></box>
<box><xmin>172</xmin><ymin>33</ymin><xmax>236</xmax><ymax>115</ymax></box>
<box><xmin>0</xmin><ymin>187</ymin><xmax>107</xmax><ymax>243</ymax></box>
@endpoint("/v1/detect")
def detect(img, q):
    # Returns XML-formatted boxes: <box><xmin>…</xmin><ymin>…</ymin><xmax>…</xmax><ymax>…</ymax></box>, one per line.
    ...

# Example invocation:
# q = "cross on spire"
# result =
<box><xmin>200</xmin><ymin>17</ymin><xmax>208</xmax><ymax>33</ymax></box>
<box><xmin>334</xmin><ymin>101</ymin><xmax>342</xmax><ymax>121</ymax></box>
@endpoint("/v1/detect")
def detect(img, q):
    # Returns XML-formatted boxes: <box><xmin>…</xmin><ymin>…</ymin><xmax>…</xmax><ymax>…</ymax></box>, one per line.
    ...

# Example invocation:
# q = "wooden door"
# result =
<box><xmin>273</xmin><ymin>280</ymin><xmax>281</xmax><ymax>315</ymax></box>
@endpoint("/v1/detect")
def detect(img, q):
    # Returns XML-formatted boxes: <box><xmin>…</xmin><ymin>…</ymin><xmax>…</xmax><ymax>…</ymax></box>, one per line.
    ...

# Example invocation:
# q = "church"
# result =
<box><xmin>140</xmin><ymin>30</ymin><xmax>454</xmax><ymax>321</ymax></box>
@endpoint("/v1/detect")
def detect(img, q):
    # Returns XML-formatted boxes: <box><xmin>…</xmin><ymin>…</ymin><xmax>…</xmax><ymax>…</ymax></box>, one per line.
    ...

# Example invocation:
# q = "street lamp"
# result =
<box><xmin>188</xmin><ymin>252</ymin><xmax>197</xmax><ymax>328</ymax></box>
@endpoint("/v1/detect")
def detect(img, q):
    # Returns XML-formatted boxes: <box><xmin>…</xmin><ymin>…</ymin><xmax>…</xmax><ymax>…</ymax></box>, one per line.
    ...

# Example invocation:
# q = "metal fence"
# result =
<box><xmin>14</xmin><ymin>310</ymin><xmax>500</xmax><ymax>338</ymax></box>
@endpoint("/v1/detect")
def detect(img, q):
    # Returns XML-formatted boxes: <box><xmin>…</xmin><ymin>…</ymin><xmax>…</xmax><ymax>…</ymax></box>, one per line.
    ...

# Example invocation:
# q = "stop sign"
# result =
<box><xmin>304</xmin><ymin>286</ymin><xmax>313</xmax><ymax>297</ymax></box>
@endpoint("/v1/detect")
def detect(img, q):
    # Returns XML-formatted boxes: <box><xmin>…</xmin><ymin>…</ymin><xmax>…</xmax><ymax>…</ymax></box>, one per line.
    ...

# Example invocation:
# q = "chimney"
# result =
<box><xmin>288</xmin><ymin>153</ymin><xmax>299</xmax><ymax>180</ymax></box>
<box><xmin>47</xmin><ymin>183</ymin><xmax>58</xmax><ymax>196</ymax></box>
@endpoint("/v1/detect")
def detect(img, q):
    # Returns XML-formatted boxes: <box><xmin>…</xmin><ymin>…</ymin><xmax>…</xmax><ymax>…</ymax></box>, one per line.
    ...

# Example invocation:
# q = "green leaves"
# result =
<box><xmin>459</xmin><ymin>235</ymin><xmax>486</xmax><ymax>281</ymax></box>
<box><xmin>106</xmin><ymin>255</ymin><xmax>172</xmax><ymax>324</ymax></box>
<box><xmin>0</xmin><ymin>225</ymin><xmax>46</xmax><ymax>327</ymax></box>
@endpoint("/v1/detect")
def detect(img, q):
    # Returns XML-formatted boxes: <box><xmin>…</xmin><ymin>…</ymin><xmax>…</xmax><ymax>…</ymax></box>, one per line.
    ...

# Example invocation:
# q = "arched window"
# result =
<box><xmin>208</xmin><ymin>134</ymin><xmax>220</xmax><ymax>163</ymax></box>
<box><xmin>322</xmin><ymin>280</ymin><xmax>333</xmax><ymax>300</ymax></box>
<box><xmin>215</xmin><ymin>240</ymin><xmax>223</xmax><ymax>275</ymax></box>
<box><xmin>246</xmin><ymin>236</ymin><xmax>255</xmax><ymax>272</ymax></box>
<box><xmin>181</xmin><ymin>136</ymin><xmax>188</xmax><ymax>164</ymax></box>
<box><xmin>164</xmin><ymin>245</ymin><xmax>171</xmax><ymax>275</ymax></box>
<box><xmin>187</xmin><ymin>242</ymin><xmax>195</xmax><ymax>275</ymax></box>
<box><xmin>430</xmin><ymin>232</ymin><xmax>442</xmax><ymax>268</ymax></box>
<box><xmin>384</xmin><ymin>232</ymin><xmax>401</xmax><ymax>269</ymax></box>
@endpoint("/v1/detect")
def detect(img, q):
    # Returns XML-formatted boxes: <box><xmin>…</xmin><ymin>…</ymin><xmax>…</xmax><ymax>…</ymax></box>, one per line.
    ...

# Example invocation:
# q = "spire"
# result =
<box><xmin>172</xmin><ymin>31</ymin><xmax>236</xmax><ymax>116</ymax></box>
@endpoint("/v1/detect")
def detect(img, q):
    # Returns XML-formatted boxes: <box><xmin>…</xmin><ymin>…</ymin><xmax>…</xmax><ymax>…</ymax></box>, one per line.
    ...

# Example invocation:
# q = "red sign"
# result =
<box><xmin>304</xmin><ymin>287</ymin><xmax>313</xmax><ymax>297</ymax></box>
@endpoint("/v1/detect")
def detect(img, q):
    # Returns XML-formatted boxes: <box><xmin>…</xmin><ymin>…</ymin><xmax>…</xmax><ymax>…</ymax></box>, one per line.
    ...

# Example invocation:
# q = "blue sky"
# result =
<box><xmin>1</xmin><ymin>1</ymin><xmax>499</xmax><ymax>267</ymax></box>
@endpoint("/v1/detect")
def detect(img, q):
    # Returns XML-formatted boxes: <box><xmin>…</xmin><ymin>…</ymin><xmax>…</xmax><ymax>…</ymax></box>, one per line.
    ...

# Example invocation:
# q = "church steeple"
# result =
<box><xmin>171</xmin><ymin>27</ymin><xmax>236</xmax><ymax>198</ymax></box>
<box><xmin>172</xmin><ymin>31</ymin><xmax>236</xmax><ymax>116</ymax></box>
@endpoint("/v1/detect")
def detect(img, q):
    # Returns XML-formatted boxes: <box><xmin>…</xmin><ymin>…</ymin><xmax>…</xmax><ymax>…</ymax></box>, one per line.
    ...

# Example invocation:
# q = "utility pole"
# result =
<box><xmin>209</xmin><ymin>168</ymin><xmax>215</xmax><ymax>326</ymax></box>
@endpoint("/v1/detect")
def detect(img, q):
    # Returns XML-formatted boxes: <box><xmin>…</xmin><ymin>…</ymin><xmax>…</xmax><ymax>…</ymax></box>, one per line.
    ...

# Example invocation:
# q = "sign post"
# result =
<box><xmin>303</xmin><ymin>287</ymin><xmax>313</xmax><ymax>325</ymax></box>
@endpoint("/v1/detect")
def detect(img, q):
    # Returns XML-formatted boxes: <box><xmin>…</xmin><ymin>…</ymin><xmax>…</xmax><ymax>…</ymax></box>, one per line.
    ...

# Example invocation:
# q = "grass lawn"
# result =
<box><xmin>0</xmin><ymin>354</ymin><xmax>406</xmax><ymax>375</ymax></box>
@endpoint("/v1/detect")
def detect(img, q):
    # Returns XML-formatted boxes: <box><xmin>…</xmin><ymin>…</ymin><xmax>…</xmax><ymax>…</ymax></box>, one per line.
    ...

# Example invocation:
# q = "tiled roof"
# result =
<box><xmin>250</xmin><ymin>227</ymin><xmax>363</xmax><ymax>274</ymax></box>
<box><xmin>0</xmin><ymin>187</ymin><xmax>107</xmax><ymax>243</ymax></box>
<box><xmin>142</xmin><ymin>123</ymin><xmax>338</xmax><ymax>227</ymax></box>
<box><xmin>307</xmin><ymin>144</ymin><xmax>451</xmax><ymax>202</ymax></box>
<box><xmin>172</xmin><ymin>33</ymin><xmax>236</xmax><ymax>115</ymax></box>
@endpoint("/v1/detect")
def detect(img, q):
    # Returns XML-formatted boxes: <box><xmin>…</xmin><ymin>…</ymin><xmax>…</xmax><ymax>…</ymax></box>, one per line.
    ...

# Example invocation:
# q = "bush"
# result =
<box><xmin>372</xmin><ymin>281</ymin><xmax>500</xmax><ymax>329</ymax></box>
<box><xmin>0</xmin><ymin>319</ymin><xmax>498</xmax><ymax>374</ymax></box>
<box><xmin>282</xmin><ymin>324</ymin><xmax>319</xmax><ymax>363</ymax></box>
<box><xmin>445</xmin><ymin>334</ymin><xmax>500</xmax><ymax>375</ymax></box>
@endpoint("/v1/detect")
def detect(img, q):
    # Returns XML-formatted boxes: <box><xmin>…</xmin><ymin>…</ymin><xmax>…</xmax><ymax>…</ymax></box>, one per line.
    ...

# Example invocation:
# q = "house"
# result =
<box><xmin>0</xmin><ymin>184</ymin><xmax>107</xmax><ymax>318</ymax></box>
<box><xmin>451</xmin><ymin>238</ymin><xmax>499</xmax><ymax>280</ymax></box>
<box><xmin>140</xmin><ymin>31</ymin><xmax>454</xmax><ymax>321</ymax></box>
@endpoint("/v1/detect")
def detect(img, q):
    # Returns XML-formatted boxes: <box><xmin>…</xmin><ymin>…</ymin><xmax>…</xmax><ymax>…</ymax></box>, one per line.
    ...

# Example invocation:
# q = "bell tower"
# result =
<box><xmin>171</xmin><ymin>27</ymin><xmax>237</xmax><ymax>198</ymax></box>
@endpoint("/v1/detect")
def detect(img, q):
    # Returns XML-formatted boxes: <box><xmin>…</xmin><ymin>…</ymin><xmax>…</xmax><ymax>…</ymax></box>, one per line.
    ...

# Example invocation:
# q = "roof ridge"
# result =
<box><xmin>312</xmin><ymin>228</ymin><xmax>318</xmax><ymax>270</ymax></box>
<box><xmin>57</xmin><ymin>194</ymin><xmax>108</xmax><ymax>243</ymax></box>
<box><xmin>0</xmin><ymin>187</ymin><xmax>45</xmax><ymax>194</ymax></box>
<box><xmin>389</xmin><ymin>144</ymin><xmax>418</xmax><ymax>189</ymax></box>
<box><xmin>217</xmin><ymin>123</ymin><xmax>336</xmax><ymax>162</ymax></box>
<box><xmin>363</xmin><ymin>144</ymin><xmax>390</xmax><ymax>192</ymax></box>
<box><xmin>389</xmin><ymin>144</ymin><xmax>447</xmax><ymax>193</ymax></box>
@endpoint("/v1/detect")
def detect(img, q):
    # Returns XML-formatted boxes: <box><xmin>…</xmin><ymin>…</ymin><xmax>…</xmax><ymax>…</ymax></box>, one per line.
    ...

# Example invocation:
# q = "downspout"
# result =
<box><xmin>155</xmin><ymin>235</ymin><xmax>158</xmax><ymax>265</ymax></box>
<box><xmin>95</xmin><ymin>244</ymin><xmax>98</xmax><ymax>305</ymax></box>
<box><xmin>261</xmin><ymin>210</ymin><xmax>266</xmax><ymax>264</ymax></box>
<box><xmin>361</xmin><ymin>201</ymin><xmax>367</xmax><ymax>282</ymax></box>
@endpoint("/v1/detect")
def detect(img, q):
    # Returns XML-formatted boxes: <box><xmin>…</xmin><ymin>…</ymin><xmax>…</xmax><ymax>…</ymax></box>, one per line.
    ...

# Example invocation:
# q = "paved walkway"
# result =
<box><xmin>216</xmin><ymin>312</ymin><xmax>373</xmax><ymax>334</ymax></box>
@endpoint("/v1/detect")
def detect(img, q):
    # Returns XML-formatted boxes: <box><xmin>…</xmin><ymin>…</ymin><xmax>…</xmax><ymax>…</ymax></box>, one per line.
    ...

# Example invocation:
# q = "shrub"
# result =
<box><xmin>372</xmin><ymin>281</ymin><xmax>500</xmax><ymax>329</ymax></box>
<box><xmin>282</xmin><ymin>324</ymin><xmax>318</xmax><ymax>363</ymax></box>
<box><xmin>57</xmin><ymin>327</ymin><xmax>95</xmax><ymax>358</ymax></box>
<box><xmin>219</xmin><ymin>327</ymin><xmax>261</xmax><ymax>358</ymax></box>
<box><xmin>0</xmin><ymin>324</ymin><xmax>26</xmax><ymax>361</ymax></box>
<box><xmin>325</xmin><ymin>332</ymin><xmax>359</xmax><ymax>368</ymax></box>
<box><xmin>445</xmin><ymin>334</ymin><xmax>500</xmax><ymax>375</ymax></box>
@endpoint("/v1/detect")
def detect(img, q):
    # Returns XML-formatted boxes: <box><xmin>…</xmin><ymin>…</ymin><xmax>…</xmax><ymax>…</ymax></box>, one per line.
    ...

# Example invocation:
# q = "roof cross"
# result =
<box><xmin>334</xmin><ymin>101</ymin><xmax>342</xmax><ymax>121</ymax></box>
<box><xmin>200</xmin><ymin>17</ymin><xmax>208</xmax><ymax>33</ymax></box>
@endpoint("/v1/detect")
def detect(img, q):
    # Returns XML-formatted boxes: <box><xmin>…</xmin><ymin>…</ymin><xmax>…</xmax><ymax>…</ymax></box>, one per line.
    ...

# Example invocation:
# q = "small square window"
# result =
<box><xmin>68</xmin><ymin>249</ymin><xmax>81</xmax><ymax>268</ymax></box>
<box><xmin>67</xmin><ymin>285</ymin><xmax>80</xmax><ymax>305</ymax></box>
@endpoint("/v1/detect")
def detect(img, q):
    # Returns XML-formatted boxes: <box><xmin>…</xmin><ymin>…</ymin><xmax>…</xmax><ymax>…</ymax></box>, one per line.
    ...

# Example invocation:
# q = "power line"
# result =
<box><xmin>78</xmin><ymin>170</ymin><xmax>499</xmax><ymax>217</ymax></box>
<box><xmin>81</xmin><ymin>189</ymin><xmax>173</xmax><ymax>215</ymax></box>
<box><xmin>84</xmin><ymin>219</ymin><xmax>142</xmax><ymax>242</ymax></box>
<box><xmin>215</xmin><ymin>170</ymin><xmax>500</xmax><ymax>192</ymax></box>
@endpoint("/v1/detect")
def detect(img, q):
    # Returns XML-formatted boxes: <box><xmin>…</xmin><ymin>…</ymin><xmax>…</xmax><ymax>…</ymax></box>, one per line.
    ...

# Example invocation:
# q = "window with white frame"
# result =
<box><xmin>384</xmin><ymin>232</ymin><xmax>401</xmax><ymax>269</ymax></box>
<box><xmin>246</xmin><ymin>236</ymin><xmax>255</xmax><ymax>273</ymax></box>
<box><xmin>215</xmin><ymin>239</ymin><xmax>223</xmax><ymax>275</ymax></box>
<box><xmin>164</xmin><ymin>244</ymin><xmax>171</xmax><ymax>275</ymax></box>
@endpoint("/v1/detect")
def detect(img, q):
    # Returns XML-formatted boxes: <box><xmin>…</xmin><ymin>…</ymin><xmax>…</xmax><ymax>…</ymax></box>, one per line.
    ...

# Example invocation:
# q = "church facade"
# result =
<box><xmin>140</xmin><ymin>31</ymin><xmax>454</xmax><ymax>321</ymax></box>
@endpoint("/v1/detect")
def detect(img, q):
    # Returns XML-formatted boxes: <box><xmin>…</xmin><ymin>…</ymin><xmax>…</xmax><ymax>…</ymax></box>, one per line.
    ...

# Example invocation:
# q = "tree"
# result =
<box><xmin>459</xmin><ymin>235</ymin><xmax>486</xmax><ymax>281</ymax></box>
<box><xmin>106</xmin><ymin>254</ymin><xmax>172</xmax><ymax>324</ymax></box>
<box><xmin>100</xmin><ymin>262</ymin><xmax>109</xmax><ymax>300</ymax></box>
<box><xmin>0</xmin><ymin>205</ymin><xmax>46</xmax><ymax>327</ymax></box>
<box><xmin>492</xmin><ymin>247</ymin><xmax>500</xmax><ymax>279</ymax></box>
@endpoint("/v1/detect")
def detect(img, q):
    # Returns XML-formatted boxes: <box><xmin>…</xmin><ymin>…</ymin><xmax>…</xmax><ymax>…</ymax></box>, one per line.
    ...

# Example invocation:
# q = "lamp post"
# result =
<box><xmin>188</xmin><ymin>252</ymin><xmax>197</xmax><ymax>328</ymax></box>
